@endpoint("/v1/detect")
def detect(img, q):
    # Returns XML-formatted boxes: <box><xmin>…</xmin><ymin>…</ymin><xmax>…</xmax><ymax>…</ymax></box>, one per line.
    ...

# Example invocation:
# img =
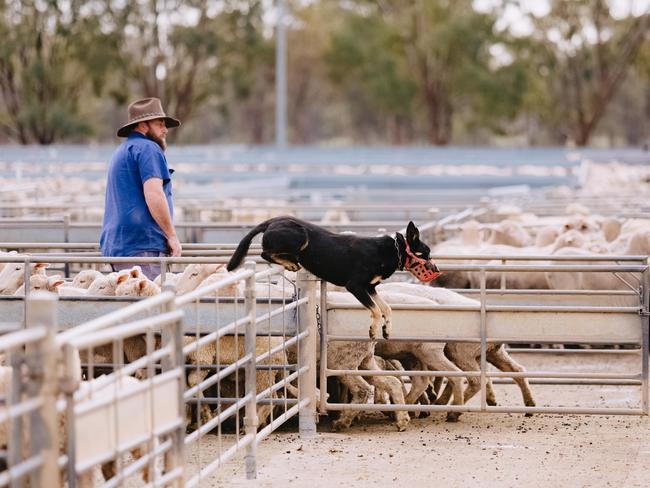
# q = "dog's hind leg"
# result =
<box><xmin>370</xmin><ymin>290</ymin><xmax>392</xmax><ymax>339</ymax></box>
<box><xmin>261</xmin><ymin>251</ymin><xmax>302</xmax><ymax>272</ymax></box>
<box><xmin>346</xmin><ymin>283</ymin><xmax>382</xmax><ymax>340</ymax></box>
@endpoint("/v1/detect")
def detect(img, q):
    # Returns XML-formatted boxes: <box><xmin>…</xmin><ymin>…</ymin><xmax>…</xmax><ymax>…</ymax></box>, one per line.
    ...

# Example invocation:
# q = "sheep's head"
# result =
<box><xmin>0</xmin><ymin>262</ymin><xmax>49</xmax><ymax>295</ymax></box>
<box><xmin>71</xmin><ymin>269</ymin><xmax>102</xmax><ymax>289</ymax></box>
<box><xmin>175</xmin><ymin>263</ymin><xmax>225</xmax><ymax>295</ymax></box>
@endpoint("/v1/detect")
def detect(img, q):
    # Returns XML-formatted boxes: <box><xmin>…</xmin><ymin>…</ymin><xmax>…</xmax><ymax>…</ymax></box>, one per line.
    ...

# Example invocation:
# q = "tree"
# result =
<box><xmin>0</xmin><ymin>0</ymin><xmax>103</xmax><ymax>143</ymax></box>
<box><xmin>516</xmin><ymin>0</ymin><xmax>649</xmax><ymax>146</ymax></box>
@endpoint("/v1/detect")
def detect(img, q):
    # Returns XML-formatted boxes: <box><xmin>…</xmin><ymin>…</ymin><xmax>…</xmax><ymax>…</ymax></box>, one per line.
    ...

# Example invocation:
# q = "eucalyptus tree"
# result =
<box><xmin>0</xmin><ymin>0</ymin><xmax>112</xmax><ymax>143</ymax></box>
<box><xmin>513</xmin><ymin>0</ymin><xmax>649</xmax><ymax>145</ymax></box>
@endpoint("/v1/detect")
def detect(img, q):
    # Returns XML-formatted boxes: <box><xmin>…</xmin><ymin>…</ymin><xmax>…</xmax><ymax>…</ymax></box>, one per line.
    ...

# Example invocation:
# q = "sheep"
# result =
<box><xmin>14</xmin><ymin>274</ymin><xmax>65</xmax><ymax>295</ymax></box>
<box><xmin>0</xmin><ymin>262</ymin><xmax>48</xmax><ymax>295</ymax></box>
<box><xmin>375</xmin><ymin>283</ymin><xmax>535</xmax><ymax>414</ymax></box>
<box><xmin>324</xmin><ymin>290</ymin><xmax>447</xmax><ymax>431</ymax></box>
<box><xmin>486</xmin><ymin>220</ymin><xmax>533</xmax><ymax>247</ymax></box>
<box><xmin>86</xmin><ymin>272</ymin><xmax>123</xmax><ymax>296</ymax></box>
<box><xmin>70</xmin><ymin>269</ymin><xmax>104</xmax><ymax>289</ymax></box>
<box><xmin>183</xmin><ymin>335</ymin><xmax>298</xmax><ymax>430</ymax></box>
<box><xmin>115</xmin><ymin>277</ymin><xmax>161</xmax><ymax>297</ymax></box>
<box><xmin>174</xmin><ymin>263</ymin><xmax>225</xmax><ymax>295</ymax></box>
<box><xmin>154</xmin><ymin>272</ymin><xmax>181</xmax><ymax>288</ymax></box>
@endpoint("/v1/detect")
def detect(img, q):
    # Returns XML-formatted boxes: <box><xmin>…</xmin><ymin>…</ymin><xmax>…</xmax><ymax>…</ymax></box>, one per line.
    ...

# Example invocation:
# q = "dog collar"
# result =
<box><xmin>394</xmin><ymin>236</ymin><xmax>406</xmax><ymax>270</ymax></box>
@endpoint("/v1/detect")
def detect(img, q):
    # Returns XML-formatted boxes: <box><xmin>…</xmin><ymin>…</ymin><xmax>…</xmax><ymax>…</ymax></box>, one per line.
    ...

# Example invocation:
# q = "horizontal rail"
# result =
<box><xmin>57</xmin><ymin>291</ymin><xmax>176</xmax><ymax>343</ymax></box>
<box><xmin>0</xmin><ymin>326</ymin><xmax>46</xmax><ymax>350</ymax></box>
<box><xmin>323</xmin><ymin>403</ymin><xmax>645</xmax><ymax>416</ymax></box>
<box><xmin>175</xmin><ymin>268</ymin><xmax>253</xmax><ymax>306</ymax></box>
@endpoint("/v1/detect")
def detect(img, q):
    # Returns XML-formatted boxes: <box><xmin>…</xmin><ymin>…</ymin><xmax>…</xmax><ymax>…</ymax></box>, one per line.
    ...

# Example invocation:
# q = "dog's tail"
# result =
<box><xmin>227</xmin><ymin>220</ymin><xmax>272</xmax><ymax>271</ymax></box>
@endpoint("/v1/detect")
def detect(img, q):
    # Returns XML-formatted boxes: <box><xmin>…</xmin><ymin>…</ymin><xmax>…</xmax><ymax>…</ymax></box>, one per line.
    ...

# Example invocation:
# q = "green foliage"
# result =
<box><xmin>0</xmin><ymin>0</ymin><xmax>646</xmax><ymax>145</ymax></box>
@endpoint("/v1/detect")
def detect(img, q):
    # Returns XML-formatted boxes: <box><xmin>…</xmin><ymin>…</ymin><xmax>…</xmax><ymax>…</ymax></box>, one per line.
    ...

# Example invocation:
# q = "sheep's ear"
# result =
<box><xmin>138</xmin><ymin>279</ymin><xmax>147</xmax><ymax>290</ymax></box>
<box><xmin>116</xmin><ymin>273</ymin><xmax>129</xmax><ymax>284</ymax></box>
<box><xmin>50</xmin><ymin>279</ymin><xmax>65</xmax><ymax>288</ymax></box>
<box><xmin>34</xmin><ymin>262</ymin><xmax>49</xmax><ymax>270</ymax></box>
<box><xmin>406</xmin><ymin>221</ymin><xmax>419</xmax><ymax>242</ymax></box>
<box><xmin>130</xmin><ymin>266</ymin><xmax>141</xmax><ymax>278</ymax></box>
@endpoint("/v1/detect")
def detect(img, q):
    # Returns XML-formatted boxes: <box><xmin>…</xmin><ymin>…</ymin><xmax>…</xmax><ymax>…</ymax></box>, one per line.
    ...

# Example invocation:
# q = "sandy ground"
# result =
<box><xmin>184</xmin><ymin>351</ymin><xmax>650</xmax><ymax>488</ymax></box>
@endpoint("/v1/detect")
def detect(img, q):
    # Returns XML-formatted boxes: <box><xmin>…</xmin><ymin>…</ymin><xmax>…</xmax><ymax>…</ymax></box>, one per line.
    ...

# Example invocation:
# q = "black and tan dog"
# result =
<box><xmin>227</xmin><ymin>216</ymin><xmax>440</xmax><ymax>339</ymax></box>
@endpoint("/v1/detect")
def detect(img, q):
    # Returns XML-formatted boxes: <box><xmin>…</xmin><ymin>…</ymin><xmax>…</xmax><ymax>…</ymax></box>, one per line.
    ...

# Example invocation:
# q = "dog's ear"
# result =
<box><xmin>395</xmin><ymin>232</ymin><xmax>406</xmax><ymax>248</ymax></box>
<box><xmin>406</xmin><ymin>221</ymin><xmax>419</xmax><ymax>243</ymax></box>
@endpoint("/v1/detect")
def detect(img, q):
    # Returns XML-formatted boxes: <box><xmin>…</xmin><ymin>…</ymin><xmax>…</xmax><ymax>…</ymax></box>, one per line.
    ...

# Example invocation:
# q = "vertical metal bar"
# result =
<box><xmin>62</xmin><ymin>343</ymin><xmax>79</xmax><ymax>488</ymax></box>
<box><xmin>8</xmin><ymin>352</ymin><xmax>22</xmax><ymax>488</ymax></box>
<box><xmin>500</xmin><ymin>258</ymin><xmax>506</xmax><ymax>290</ymax></box>
<box><xmin>22</xmin><ymin>257</ymin><xmax>30</xmax><ymax>329</ymax></box>
<box><xmin>319</xmin><ymin>280</ymin><xmax>328</xmax><ymax>415</ymax></box>
<box><xmin>642</xmin><ymin>263</ymin><xmax>649</xmax><ymax>414</ymax></box>
<box><xmin>297</xmin><ymin>270</ymin><xmax>317</xmax><ymax>439</ymax></box>
<box><xmin>275</xmin><ymin>0</ymin><xmax>287</xmax><ymax>147</ymax></box>
<box><xmin>162</xmin><ymin>290</ymin><xmax>185</xmax><ymax>487</ymax></box>
<box><xmin>160</xmin><ymin>258</ymin><xmax>168</xmax><ymax>286</ymax></box>
<box><xmin>63</xmin><ymin>214</ymin><xmax>70</xmax><ymax>278</ymax></box>
<box><xmin>25</xmin><ymin>292</ymin><xmax>61</xmax><ymax>486</ymax></box>
<box><xmin>244</xmin><ymin>261</ymin><xmax>258</xmax><ymax>479</ymax></box>
<box><xmin>480</xmin><ymin>268</ymin><xmax>487</xmax><ymax>411</ymax></box>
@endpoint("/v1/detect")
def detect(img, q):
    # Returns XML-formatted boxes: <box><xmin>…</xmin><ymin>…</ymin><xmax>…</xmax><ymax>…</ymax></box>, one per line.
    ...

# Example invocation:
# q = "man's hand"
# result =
<box><xmin>167</xmin><ymin>234</ymin><xmax>182</xmax><ymax>257</ymax></box>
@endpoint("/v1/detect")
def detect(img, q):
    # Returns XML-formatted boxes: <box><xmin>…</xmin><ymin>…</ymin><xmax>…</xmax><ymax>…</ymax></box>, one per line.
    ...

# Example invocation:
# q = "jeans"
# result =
<box><xmin>111</xmin><ymin>251</ymin><xmax>169</xmax><ymax>281</ymax></box>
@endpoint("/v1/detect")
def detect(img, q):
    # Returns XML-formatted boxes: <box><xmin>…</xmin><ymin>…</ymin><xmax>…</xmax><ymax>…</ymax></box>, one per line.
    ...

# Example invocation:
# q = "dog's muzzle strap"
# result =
<box><xmin>404</xmin><ymin>242</ymin><xmax>441</xmax><ymax>283</ymax></box>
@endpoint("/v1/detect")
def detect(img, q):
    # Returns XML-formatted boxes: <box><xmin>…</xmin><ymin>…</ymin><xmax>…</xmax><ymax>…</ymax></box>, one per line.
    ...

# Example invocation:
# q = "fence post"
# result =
<box><xmin>296</xmin><ymin>269</ymin><xmax>318</xmax><ymax>439</ymax></box>
<box><xmin>161</xmin><ymin>289</ymin><xmax>185</xmax><ymax>487</ymax></box>
<box><xmin>642</xmin><ymin>261</ymin><xmax>649</xmax><ymax>414</ymax></box>
<box><xmin>244</xmin><ymin>261</ymin><xmax>258</xmax><ymax>479</ymax></box>
<box><xmin>63</xmin><ymin>214</ymin><xmax>70</xmax><ymax>278</ymax></box>
<box><xmin>25</xmin><ymin>292</ymin><xmax>61</xmax><ymax>487</ymax></box>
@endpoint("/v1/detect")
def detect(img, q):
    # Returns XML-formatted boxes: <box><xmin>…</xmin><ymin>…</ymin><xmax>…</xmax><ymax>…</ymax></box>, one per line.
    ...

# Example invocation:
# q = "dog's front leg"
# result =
<box><xmin>370</xmin><ymin>291</ymin><xmax>392</xmax><ymax>339</ymax></box>
<box><xmin>346</xmin><ymin>283</ymin><xmax>382</xmax><ymax>339</ymax></box>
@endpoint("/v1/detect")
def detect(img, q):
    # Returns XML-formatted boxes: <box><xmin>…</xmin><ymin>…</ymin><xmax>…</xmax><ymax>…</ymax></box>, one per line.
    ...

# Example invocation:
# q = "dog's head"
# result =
<box><xmin>396</xmin><ymin>222</ymin><xmax>440</xmax><ymax>283</ymax></box>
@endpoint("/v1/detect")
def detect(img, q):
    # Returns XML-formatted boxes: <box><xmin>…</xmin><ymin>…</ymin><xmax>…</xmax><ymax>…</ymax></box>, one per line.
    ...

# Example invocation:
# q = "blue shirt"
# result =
<box><xmin>100</xmin><ymin>132</ymin><xmax>174</xmax><ymax>256</ymax></box>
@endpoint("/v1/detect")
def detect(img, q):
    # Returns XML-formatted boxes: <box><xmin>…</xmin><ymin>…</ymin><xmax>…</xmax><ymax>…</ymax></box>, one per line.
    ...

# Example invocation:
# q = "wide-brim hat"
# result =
<box><xmin>117</xmin><ymin>97</ymin><xmax>181</xmax><ymax>137</ymax></box>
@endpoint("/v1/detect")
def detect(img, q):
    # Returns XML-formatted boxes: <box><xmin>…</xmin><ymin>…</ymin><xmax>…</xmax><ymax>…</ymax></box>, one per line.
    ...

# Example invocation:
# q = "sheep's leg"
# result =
<box><xmin>331</xmin><ymin>375</ymin><xmax>373</xmax><ymax>431</ymax></box>
<box><xmin>487</xmin><ymin>345</ymin><xmax>536</xmax><ymax>414</ymax></box>
<box><xmin>346</xmin><ymin>282</ymin><xmax>382</xmax><ymax>339</ymax></box>
<box><xmin>261</xmin><ymin>252</ymin><xmax>302</xmax><ymax>272</ymax></box>
<box><xmin>362</xmin><ymin>355</ymin><xmax>409</xmax><ymax>431</ymax></box>
<box><xmin>412</xmin><ymin>348</ymin><xmax>465</xmax><ymax>422</ymax></box>
<box><xmin>188</xmin><ymin>369</ymin><xmax>213</xmax><ymax>427</ymax></box>
<box><xmin>255</xmin><ymin>370</ymin><xmax>276</xmax><ymax>429</ymax></box>
<box><xmin>369</xmin><ymin>290</ymin><xmax>392</xmax><ymax>339</ymax></box>
<box><xmin>405</xmin><ymin>374</ymin><xmax>431</xmax><ymax>418</ymax></box>
<box><xmin>431</xmin><ymin>376</ymin><xmax>443</xmax><ymax>400</ymax></box>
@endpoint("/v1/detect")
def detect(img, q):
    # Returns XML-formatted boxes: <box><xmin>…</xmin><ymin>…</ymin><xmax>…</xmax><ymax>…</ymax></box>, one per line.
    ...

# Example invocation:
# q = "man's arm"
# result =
<box><xmin>143</xmin><ymin>178</ymin><xmax>182</xmax><ymax>256</ymax></box>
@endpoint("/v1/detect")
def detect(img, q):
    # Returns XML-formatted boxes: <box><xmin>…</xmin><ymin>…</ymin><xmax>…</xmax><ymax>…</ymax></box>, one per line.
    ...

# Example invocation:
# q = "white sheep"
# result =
<box><xmin>183</xmin><ymin>335</ymin><xmax>298</xmax><ymax>430</ymax></box>
<box><xmin>174</xmin><ymin>263</ymin><xmax>225</xmax><ymax>295</ymax></box>
<box><xmin>0</xmin><ymin>262</ymin><xmax>48</xmax><ymax>295</ymax></box>
<box><xmin>70</xmin><ymin>269</ymin><xmax>104</xmax><ymax>289</ymax></box>
<box><xmin>115</xmin><ymin>277</ymin><xmax>161</xmax><ymax>297</ymax></box>
<box><xmin>376</xmin><ymin>283</ymin><xmax>535</xmax><ymax>414</ymax></box>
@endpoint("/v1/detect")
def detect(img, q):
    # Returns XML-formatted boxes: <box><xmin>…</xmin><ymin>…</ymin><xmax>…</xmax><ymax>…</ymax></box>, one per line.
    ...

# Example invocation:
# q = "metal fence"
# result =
<box><xmin>320</xmin><ymin>259</ymin><xmax>650</xmax><ymax>419</ymax></box>
<box><xmin>0</xmin><ymin>260</ymin><xmax>319</xmax><ymax>487</ymax></box>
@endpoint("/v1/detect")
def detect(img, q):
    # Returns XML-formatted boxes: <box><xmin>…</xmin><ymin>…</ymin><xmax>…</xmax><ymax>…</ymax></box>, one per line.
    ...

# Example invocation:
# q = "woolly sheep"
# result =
<box><xmin>0</xmin><ymin>262</ymin><xmax>48</xmax><ymax>295</ymax></box>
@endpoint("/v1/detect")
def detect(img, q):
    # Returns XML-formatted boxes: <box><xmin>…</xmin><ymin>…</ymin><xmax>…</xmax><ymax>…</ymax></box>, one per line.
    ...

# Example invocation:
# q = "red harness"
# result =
<box><xmin>404</xmin><ymin>241</ymin><xmax>441</xmax><ymax>283</ymax></box>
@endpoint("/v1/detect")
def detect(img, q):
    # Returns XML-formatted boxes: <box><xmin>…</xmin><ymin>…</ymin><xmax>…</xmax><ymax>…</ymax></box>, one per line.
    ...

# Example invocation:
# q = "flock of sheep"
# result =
<box><xmin>2</xmin><ymin>191</ymin><xmax>650</xmax><ymax>485</ymax></box>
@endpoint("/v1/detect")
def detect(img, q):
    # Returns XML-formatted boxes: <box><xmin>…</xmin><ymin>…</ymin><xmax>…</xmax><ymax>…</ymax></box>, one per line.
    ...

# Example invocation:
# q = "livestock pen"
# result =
<box><xmin>0</xmin><ymin>256</ymin><xmax>319</xmax><ymax>487</ymax></box>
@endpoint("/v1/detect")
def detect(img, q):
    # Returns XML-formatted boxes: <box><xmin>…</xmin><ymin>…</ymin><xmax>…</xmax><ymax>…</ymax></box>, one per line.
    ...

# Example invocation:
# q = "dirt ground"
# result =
<box><xmin>186</xmin><ymin>352</ymin><xmax>650</xmax><ymax>488</ymax></box>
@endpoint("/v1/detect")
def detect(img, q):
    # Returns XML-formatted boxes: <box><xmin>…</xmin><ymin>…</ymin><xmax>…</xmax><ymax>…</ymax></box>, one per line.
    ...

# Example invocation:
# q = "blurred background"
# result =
<box><xmin>0</xmin><ymin>0</ymin><xmax>648</xmax><ymax>147</ymax></box>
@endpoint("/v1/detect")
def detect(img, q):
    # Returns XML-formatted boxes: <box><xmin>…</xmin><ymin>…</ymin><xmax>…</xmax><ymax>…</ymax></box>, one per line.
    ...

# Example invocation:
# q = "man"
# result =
<box><xmin>100</xmin><ymin>97</ymin><xmax>182</xmax><ymax>280</ymax></box>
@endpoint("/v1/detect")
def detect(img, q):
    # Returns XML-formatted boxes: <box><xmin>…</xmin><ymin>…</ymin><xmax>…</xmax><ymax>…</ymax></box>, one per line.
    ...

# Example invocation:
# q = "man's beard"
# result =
<box><xmin>146</xmin><ymin>130</ymin><xmax>167</xmax><ymax>151</ymax></box>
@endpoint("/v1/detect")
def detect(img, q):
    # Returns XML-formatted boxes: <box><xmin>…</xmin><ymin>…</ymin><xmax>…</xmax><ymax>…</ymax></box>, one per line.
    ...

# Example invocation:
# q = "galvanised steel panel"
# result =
<box><xmin>326</xmin><ymin>306</ymin><xmax>642</xmax><ymax>344</ymax></box>
<box><xmin>0</xmin><ymin>297</ymin><xmax>297</xmax><ymax>335</ymax></box>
